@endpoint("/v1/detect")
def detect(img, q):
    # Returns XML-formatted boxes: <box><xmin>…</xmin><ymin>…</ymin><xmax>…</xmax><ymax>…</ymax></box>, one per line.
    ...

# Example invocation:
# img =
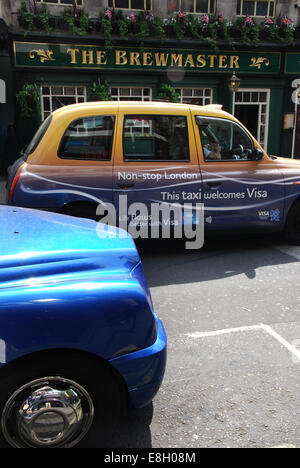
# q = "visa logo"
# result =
<box><xmin>258</xmin><ymin>210</ymin><xmax>270</xmax><ymax>219</ymax></box>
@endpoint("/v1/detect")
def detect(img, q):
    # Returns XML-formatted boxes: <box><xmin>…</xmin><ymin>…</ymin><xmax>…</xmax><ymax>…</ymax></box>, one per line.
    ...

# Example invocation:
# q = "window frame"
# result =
<box><xmin>41</xmin><ymin>85</ymin><xmax>86</xmax><ymax>121</ymax></box>
<box><xmin>107</xmin><ymin>0</ymin><xmax>152</xmax><ymax>10</ymax></box>
<box><xmin>122</xmin><ymin>114</ymin><xmax>191</xmax><ymax>163</ymax></box>
<box><xmin>175</xmin><ymin>87</ymin><xmax>213</xmax><ymax>105</ymax></box>
<box><xmin>58</xmin><ymin>115</ymin><xmax>116</xmax><ymax>162</ymax></box>
<box><xmin>110</xmin><ymin>86</ymin><xmax>152</xmax><ymax>102</ymax></box>
<box><xmin>176</xmin><ymin>0</ymin><xmax>215</xmax><ymax>14</ymax></box>
<box><xmin>233</xmin><ymin>88</ymin><xmax>270</xmax><ymax>151</ymax></box>
<box><xmin>36</xmin><ymin>0</ymin><xmax>83</xmax><ymax>6</ymax></box>
<box><xmin>236</xmin><ymin>0</ymin><xmax>276</xmax><ymax>18</ymax></box>
<box><xmin>196</xmin><ymin>116</ymin><xmax>255</xmax><ymax>163</ymax></box>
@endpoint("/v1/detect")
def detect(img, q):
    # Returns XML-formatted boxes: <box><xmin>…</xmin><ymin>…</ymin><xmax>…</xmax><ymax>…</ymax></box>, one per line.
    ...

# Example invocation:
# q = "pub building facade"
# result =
<box><xmin>1</xmin><ymin>0</ymin><xmax>300</xmax><ymax>174</ymax></box>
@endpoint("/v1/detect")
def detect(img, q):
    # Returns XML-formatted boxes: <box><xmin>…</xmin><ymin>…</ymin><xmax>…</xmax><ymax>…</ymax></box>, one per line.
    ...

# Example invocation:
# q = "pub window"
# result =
<box><xmin>36</xmin><ymin>0</ymin><xmax>83</xmax><ymax>5</ymax></box>
<box><xmin>110</xmin><ymin>87</ymin><xmax>152</xmax><ymax>101</ymax></box>
<box><xmin>107</xmin><ymin>0</ymin><xmax>152</xmax><ymax>10</ymax></box>
<box><xmin>123</xmin><ymin>115</ymin><xmax>190</xmax><ymax>162</ymax></box>
<box><xmin>175</xmin><ymin>87</ymin><xmax>213</xmax><ymax>105</ymax></box>
<box><xmin>59</xmin><ymin>116</ymin><xmax>115</xmax><ymax>161</ymax></box>
<box><xmin>41</xmin><ymin>86</ymin><xmax>86</xmax><ymax>120</ymax></box>
<box><xmin>236</xmin><ymin>0</ymin><xmax>276</xmax><ymax>17</ymax></box>
<box><xmin>176</xmin><ymin>0</ymin><xmax>215</xmax><ymax>14</ymax></box>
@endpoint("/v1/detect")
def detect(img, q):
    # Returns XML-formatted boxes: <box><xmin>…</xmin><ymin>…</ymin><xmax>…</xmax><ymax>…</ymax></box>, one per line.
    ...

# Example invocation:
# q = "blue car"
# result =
<box><xmin>0</xmin><ymin>206</ymin><xmax>166</xmax><ymax>448</ymax></box>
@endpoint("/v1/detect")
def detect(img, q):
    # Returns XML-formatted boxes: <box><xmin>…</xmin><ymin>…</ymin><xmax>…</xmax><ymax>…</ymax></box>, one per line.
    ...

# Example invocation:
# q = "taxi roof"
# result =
<box><xmin>51</xmin><ymin>100</ymin><xmax>232</xmax><ymax>120</ymax></box>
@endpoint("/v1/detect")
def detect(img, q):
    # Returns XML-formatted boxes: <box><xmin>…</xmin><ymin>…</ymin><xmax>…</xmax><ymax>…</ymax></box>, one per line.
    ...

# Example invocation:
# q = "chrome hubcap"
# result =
<box><xmin>1</xmin><ymin>377</ymin><xmax>94</xmax><ymax>448</ymax></box>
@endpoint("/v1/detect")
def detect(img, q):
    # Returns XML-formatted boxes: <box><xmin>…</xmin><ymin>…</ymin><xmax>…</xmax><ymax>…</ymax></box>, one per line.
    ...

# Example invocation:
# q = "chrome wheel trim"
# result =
<box><xmin>1</xmin><ymin>376</ymin><xmax>94</xmax><ymax>448</ymax></box>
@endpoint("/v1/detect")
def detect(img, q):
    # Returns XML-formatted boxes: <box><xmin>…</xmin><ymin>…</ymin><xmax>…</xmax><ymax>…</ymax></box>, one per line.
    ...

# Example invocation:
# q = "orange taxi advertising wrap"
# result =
<box><xmin>6</xmin><ymin>101</ymin><xmax>300</xmax><ymax>247</ymax></box>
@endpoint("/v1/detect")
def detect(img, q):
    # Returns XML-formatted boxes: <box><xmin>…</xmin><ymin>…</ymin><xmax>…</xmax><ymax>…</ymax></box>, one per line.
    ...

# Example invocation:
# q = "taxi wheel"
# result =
<box><xmin>284</xmin><ymin>201</ymin><xmax>300</xmax><ymax>244</ymax></box>
<box><xmin>0</xmin><ymin>352</ymin><xmax>122</xmax><ymax>448</ymax></box>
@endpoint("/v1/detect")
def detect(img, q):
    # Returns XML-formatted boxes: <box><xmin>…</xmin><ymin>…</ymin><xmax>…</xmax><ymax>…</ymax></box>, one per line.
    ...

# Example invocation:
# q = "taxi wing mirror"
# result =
<box><xmin>251</xmin><ymin>148</ymin><xmax>264</xmax><ymax>161</ymax></box>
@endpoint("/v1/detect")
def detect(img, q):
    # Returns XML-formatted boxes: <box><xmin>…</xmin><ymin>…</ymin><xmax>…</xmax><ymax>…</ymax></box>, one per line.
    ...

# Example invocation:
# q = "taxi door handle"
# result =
<box><xmin>207</xmin><ymin>181</ymin><xmax>222</xmax><ymax>187</ymax></box>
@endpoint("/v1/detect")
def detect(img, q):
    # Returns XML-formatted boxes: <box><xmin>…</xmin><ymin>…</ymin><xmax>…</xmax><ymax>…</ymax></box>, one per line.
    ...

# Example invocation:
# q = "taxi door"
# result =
<box><xmin>191</xmin><ymin>112</ymin><xmax>285</xmax><ymax>232</ymax></box>
<box><xmin>112</xmin><ymin>104</ymin><xmax>202</xmax><ymax>236</ymax></box>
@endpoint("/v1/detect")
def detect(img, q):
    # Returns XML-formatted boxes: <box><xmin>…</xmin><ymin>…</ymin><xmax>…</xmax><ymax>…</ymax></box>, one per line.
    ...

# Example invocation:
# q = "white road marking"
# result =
<box><xmin>186</xmin><ymin>323</ymin><xmax>300</xmax><ymax>362</ymax></box>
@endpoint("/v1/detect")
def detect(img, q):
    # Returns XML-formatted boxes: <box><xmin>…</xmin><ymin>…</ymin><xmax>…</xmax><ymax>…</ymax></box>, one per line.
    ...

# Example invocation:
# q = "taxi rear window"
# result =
<box><xmin>123</xmin><ymin>115</ymin><xmax>190</xmax><ymax>162</ymax></box>
<box><xmin>25</xmin><ymin>115</ymin><xmax>52</xmax><ymax>158</ymax></box>
<box><xmin>59</xmin><ymin>115</ymin><xmax>115</xmax><ymax>161</ymax></box>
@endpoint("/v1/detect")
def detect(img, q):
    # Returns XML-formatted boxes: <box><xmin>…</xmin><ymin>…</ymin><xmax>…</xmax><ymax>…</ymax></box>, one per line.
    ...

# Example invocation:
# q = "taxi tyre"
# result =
<box><xmin>0</xmin><ymin>351</ymin><xmax>122</xmax><ymax>448</ymax></box>
<box><xmin>284</xmin><ymin>199</ymin><xmax>300</xmax><ymax>244</ymax></box>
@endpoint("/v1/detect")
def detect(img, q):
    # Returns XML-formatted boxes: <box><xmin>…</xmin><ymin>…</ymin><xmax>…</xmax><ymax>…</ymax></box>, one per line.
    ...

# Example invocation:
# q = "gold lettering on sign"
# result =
<box><xmin>96</xmin><ymin>51</ymin><xmax>107</xmax><ymax>65</ymax></box>
<box><xmin>29</xmin><ymin>49</ymin><xmax>55</xmax><ymax>63</ymax></box>
<box><xmin>130</xmin><ymin>52</ymin><xmax>141</xmax><ymax>66</ymax></box>
<box><xmin>115</xmin><ymin>50</ymin><xmax>128</xmax><ymax>65</ymax></box>
<box><xmin>196</xmin><ymin>55</ymin><xmax>206</xmax><ymax>68</ymax></box>
<box><xmin>67</xmin><ymin>48</ymin><xmax>80</xmax><ymax>64</ymax></box>
<box><xmin>154</xmin><ymin>53</ymin><xmax>169</xmax><ymax>67</ymax></box>
<box><xmin>207</xmin><ymin>55</ymin><xmax>218</xmax><ymax>68</ymax></box>
<box><xmin>184</xmin><ymin>54</ymin><xmax>195</xmax><ymax>68</ymax></box>
<box><xmin>143</xmin><ymin>52</ymin><xmax>153</xmax><ymax>66</ymax></box>
<box><xmin>82</xmin><ymin>50</ymin><xmax>94</xmax><ymax>65</ymax></box>
<box><xmin>171</xmin><ymin>54</ymin><xmax>183</xmax><ymax>67</ymax></box>
<box><xmin>218</xmin><ymin>55</ymin><xmax>228</xmax><ymax>68</ymax></box>
<box><xmin>230</xmin><ymin>56</ymin><xmax>240</xmax><ymax>68</ymax></box>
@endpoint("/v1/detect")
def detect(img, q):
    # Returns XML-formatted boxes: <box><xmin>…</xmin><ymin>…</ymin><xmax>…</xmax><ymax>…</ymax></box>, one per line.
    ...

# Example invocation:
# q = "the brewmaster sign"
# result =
<box><xmin>14</xmin><ymin>41</ymin><xmax>281</xmax><ymax>73</ymax></box>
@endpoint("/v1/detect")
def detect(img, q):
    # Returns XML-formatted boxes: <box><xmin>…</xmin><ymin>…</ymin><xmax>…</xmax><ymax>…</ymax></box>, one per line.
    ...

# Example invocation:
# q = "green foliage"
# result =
<box><xmin>63</xmin><ymin>9</ymin><xmax>90</xmax><ymax>36</ymax></box>
<box><xmin>16</xmin><ymin>83</ymin><xmax>40</xmax><ymax>118</ymax></box>
<box><xmin>232</xmin><ymin>16</ymin><xmax>259</xmax><ymax>44</ymax></box>
<box><xmin>18</xmin><ymin>1</ymin><xmax>52</xmax><ymax>34</ymax></box>
<box><xmin>18</xmin><ymin>0</ymin><xmax>35</xmax><ymax>32</ymax></box>
<box><xmin>88</xmin><ymin>82</ymin><xmax>111</xmax><ymax>102</ymax></box>
<box><xmin>157</xmin><ymin>84</ymin><xmax>180</xmax><ymax>103</ymax></box>
<box><xmin>17</xmin><ymin>6</ymin><xmax>295</xmax><ymax>46</ymax></box>
<box><xmin>151</xmin><ymin>18</ymin><xmax>165</xmax><ymax>42</ymax></box>
<box><xmin>39</xmin><ymin>3</ymin><xmax>52</xmax><ymax>35</ymax></box>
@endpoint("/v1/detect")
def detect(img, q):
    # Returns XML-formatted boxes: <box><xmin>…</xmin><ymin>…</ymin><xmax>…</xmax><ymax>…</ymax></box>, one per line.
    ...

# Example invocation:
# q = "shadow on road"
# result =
<box><xmin>78</xmin><ymin>404</ymin><xmax>154</xmax><ymax>448</ymax></box>
<box><xmin>135</xmin><ymin>232</ymin><xmax>300</xmax><ymax>288</ymax></box>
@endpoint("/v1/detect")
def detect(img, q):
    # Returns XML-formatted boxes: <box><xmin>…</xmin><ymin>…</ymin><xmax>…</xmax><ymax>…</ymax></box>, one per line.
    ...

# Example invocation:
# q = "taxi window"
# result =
<box><xmin>123</xmin><ymin>115</ymin><xmax>190</xmax><ymax>162</ymax></box>
<box><xmin>25</xmin><ymin>114</ymin><xmax>52</xmax><ymax>158</ymax></box>
<box><xmin>196</xmin><ymin>116</ymin><xmax>254</xmax><ymax>162</ymax></box>
<box><xmin>59</xmin><ymin>115</ymin><xmax>115</xmax><ymax>160</ymax></box>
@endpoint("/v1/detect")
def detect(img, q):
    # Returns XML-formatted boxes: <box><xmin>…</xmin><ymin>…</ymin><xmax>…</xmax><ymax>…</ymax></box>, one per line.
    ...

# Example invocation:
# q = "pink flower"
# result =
<box><xmin>201</xmin><ymin>14</ymin><xmax>209</xmax><ymax>25</ymax></box>
<box><xmin>104</xmin><ymin>9</ymin><xmax>112</xmax><ymax>20</ymax></box>
<box><xmin>129</xmin><ymin>12</ymin><xmax>136</xmax><ymax>22</ymax></box>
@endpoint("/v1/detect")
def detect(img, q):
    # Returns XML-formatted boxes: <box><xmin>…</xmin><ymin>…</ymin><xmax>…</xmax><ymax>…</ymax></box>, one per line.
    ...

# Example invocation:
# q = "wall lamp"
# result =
<box><xmin>227</xmin><ymin>72</ymin><xmax>241</xmax><ymax>92</ymax></box>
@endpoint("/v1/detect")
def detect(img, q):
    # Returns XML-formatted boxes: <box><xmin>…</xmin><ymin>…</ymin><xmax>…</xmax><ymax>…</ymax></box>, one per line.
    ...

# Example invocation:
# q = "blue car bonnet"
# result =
<box><xmin>0</xmin><ymin>206</ymin><xmax>139</xmax><ymax>286</ymax></box>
